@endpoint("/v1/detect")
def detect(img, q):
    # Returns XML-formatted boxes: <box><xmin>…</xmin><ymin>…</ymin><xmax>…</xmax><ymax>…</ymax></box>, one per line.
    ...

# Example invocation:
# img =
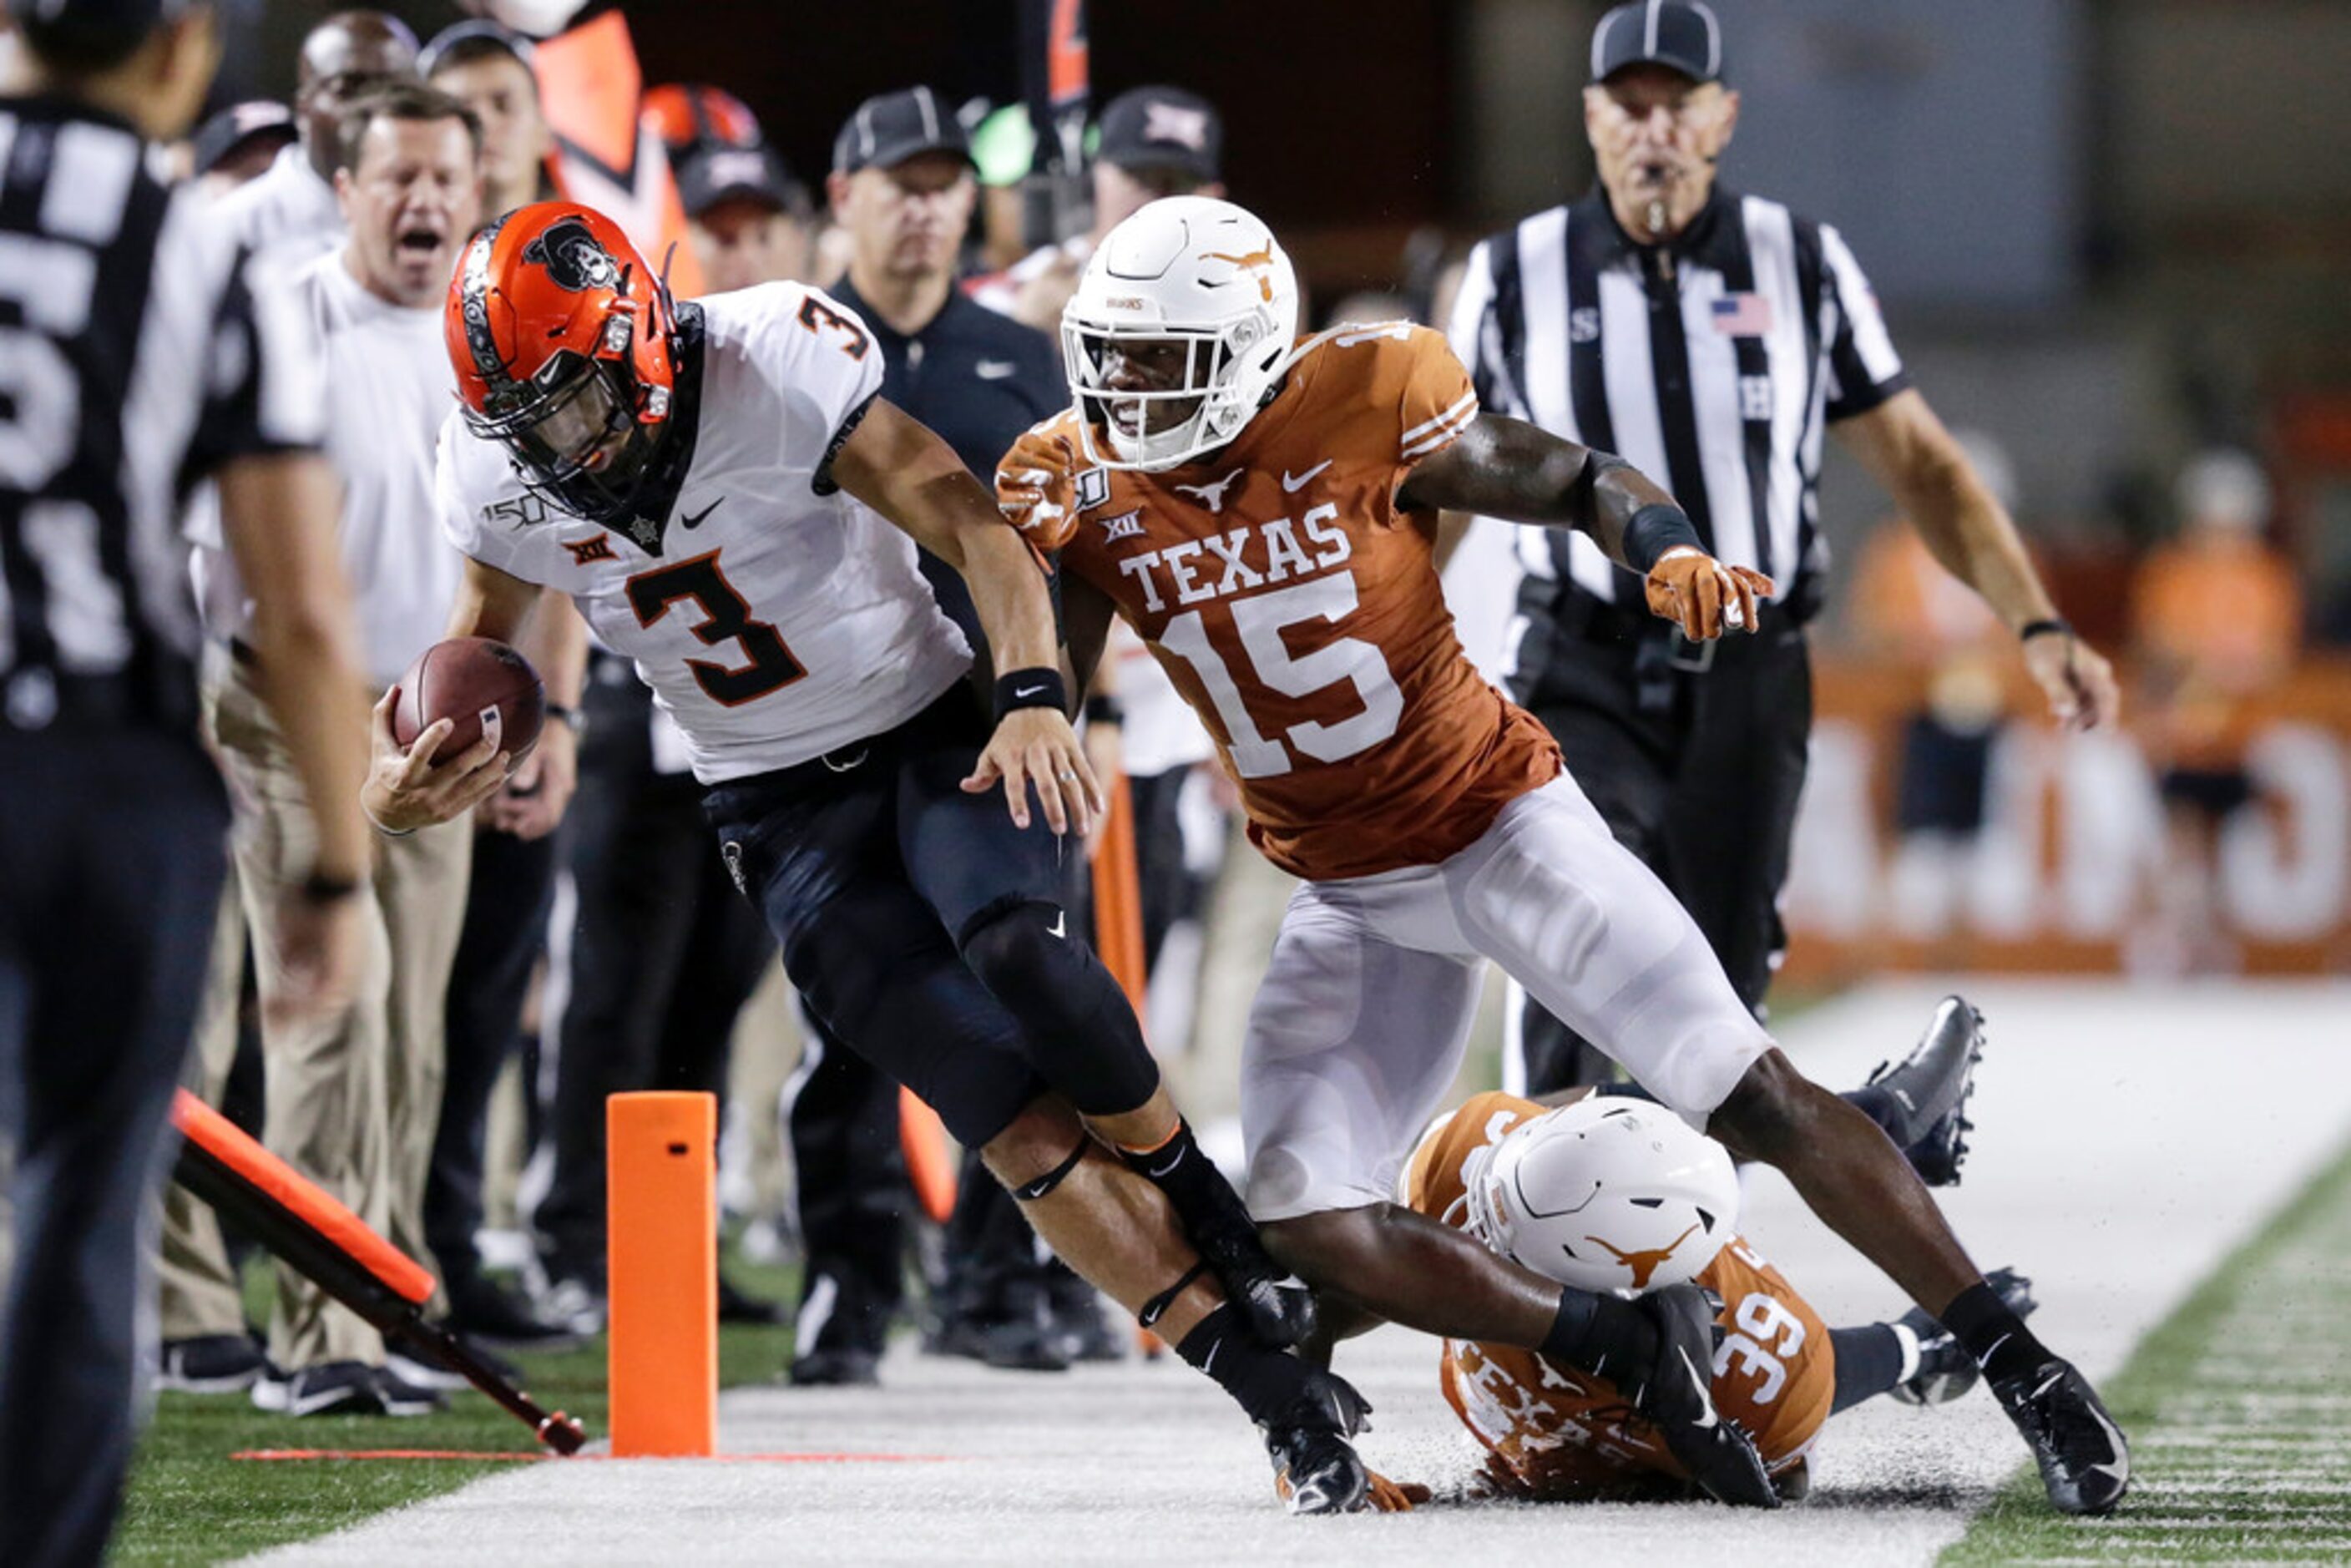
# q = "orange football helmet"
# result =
<box><xmin>641</xmin><ymin>83</ymin><xmax>764</xmax><ymax>160</ymax></box>
<box><xmin>447</xmin><ymin>201</ymin><xmax>681</xmax><ymax>524</ymax></box>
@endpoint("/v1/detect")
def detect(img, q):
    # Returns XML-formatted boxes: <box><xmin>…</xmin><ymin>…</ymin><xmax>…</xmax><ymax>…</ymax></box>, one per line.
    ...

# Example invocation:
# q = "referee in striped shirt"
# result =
<box><xmin>1449</xmin><ymin>0</ymin><xmax>2121</xmax><ymax>1091</ymax></box>
<box><xmin>0</xmin><ymin>1</ymin><xmax>370</xmax><ymax>1558</ymax></box>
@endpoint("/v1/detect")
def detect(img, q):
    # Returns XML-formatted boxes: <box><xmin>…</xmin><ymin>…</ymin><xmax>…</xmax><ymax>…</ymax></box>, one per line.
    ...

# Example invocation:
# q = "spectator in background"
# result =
<box><xmin>969</xmin><ymin>84</ymin><xmax>1226</xmax><ymax>332</ymax></box>
<box><xmin>212</xmin><ymin>9</ymin><xmax>417</xmax><ymax>262</ymax></box>
<box><xmin>679</xmin><ymin>142</ymin><xmax>813</xmax><ymax>293</ymax></box>
<box><xmin>1848</xmin><ymin>432</ymin><xmax>2022</xmax><ymax>943</ymax></box>
<box><xmin>190</xmin><ymin>99</ymin><xmax>298</xmax><ymax>198</ymax></box>
<box><xmin>2129</xmin><ymin>448</ymin><xmax>2302</xmax><ymax>974</ymax></box>
<box><xmin>641</xmin><ymin>80</ymin><xmax>763</xmax><ymax>166</ymax></box>
<box><xmin>422</xmin><ymin>20</ymin><xmax>553</xmax><ymax>224</ymax></box>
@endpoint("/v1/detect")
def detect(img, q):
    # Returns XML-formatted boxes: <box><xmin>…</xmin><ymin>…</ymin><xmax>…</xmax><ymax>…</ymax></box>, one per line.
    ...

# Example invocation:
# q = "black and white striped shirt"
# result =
<box><xmin>0</xmin><ymin>97</ymin><xmax>321</xmax><ymax>734</ymax></box>
<box><xmin>1448</xmin><ymin>186</ymin><xmax>1906</xmax><ymax>626</ymax></box>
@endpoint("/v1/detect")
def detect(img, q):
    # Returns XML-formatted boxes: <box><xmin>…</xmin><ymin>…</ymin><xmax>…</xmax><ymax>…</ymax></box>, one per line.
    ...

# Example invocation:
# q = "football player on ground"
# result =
<box><xmin>362</xmin><ymin>202</ymin><xmax>1362</xmax><ymax>1511</ymax></box>
<box><xmin>995</xmin><ymin>195</ymin><xmax>2130</xmax><ymax>1516</ymax></box>
<box><xmin>1378</xmin><ymin>1010</ymin><xmax>2035</xmax><ymax>1508</ymax></box>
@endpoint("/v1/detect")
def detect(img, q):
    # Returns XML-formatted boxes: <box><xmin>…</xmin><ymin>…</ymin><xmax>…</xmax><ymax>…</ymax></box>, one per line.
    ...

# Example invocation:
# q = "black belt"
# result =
<box><xmin>704</xmin><ymin>680</ymin><xmax>981</xmax><ymax>812</ymax></box>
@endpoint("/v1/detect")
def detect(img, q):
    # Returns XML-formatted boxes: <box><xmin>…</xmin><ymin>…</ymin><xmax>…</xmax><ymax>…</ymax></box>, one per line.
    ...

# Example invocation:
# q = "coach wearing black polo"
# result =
<box><xmin>780</xmin><ymin>89</ymin><xmax>1091</xmax><ymax>1384</ymax></box>
<box><xmin>1449</xmin><ymin>0</ymin><xmax>2123</xmax><ymax>1090</ymax></box>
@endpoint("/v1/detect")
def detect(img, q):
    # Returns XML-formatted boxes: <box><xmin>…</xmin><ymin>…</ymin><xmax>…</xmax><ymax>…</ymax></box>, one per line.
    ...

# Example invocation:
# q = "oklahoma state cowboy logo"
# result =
<box><xmin>523</xmin><ymin>216</ymin><xmax>621</xmax><ymax>292</ymax></box>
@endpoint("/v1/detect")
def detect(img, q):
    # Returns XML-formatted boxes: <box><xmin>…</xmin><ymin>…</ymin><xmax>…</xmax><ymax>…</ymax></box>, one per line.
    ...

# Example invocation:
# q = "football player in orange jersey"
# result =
<box><xmin>1384</xmin><ymin>1085</ymin><xmax>2034</xmax><ymax>1508</ymax></box>
<box><xmin>996</xmin><ymin>195</ymin><xmax>2128</xmax><ymax>1517</ymax></box>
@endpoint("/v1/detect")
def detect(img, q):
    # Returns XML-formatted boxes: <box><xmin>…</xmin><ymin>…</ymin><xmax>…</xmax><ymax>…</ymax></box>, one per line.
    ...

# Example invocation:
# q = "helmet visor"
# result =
<box><xmin>467</xmin><ymin>353</ymin><xmax>660</xmax><ymax>521</ymax></box>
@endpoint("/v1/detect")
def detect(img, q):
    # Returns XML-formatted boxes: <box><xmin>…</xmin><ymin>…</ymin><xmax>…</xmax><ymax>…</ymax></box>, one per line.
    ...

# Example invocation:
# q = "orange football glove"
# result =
<box><xmin>1644</xmin><ymin>546</ymin><xmax>1774</xmax><ymax>641</ymax></box>
<box><xmin>995</xmin><ymin>425</ymin><xmax>1082</xmax><ymax>551</ymax></box>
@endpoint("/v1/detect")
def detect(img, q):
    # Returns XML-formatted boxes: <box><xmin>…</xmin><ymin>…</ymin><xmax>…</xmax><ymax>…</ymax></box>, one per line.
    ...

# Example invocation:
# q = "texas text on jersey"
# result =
<box><xmin>1405</xmin><ymin>1091</ymin><xmax>1835</xmax><ymax>1500</ymax></box>
<box><xmin>439</xmin><ymin>278</ymin><xmax>970</xmax><ymax>784</ymax></box>
<box><xmin>1015</xmin><ymin>323</ymin><xmax>1562</xmax><ymax>882</ymax></box>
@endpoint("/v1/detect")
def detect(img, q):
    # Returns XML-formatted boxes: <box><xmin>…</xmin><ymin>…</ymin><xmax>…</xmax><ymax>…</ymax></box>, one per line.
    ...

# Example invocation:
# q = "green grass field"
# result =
<box><xmin>114</xmin><ymin>1255</ymin><xmax>799</xmax><ymax>1566</ymax></box>
<box><xmin>1943</xmin><ymin>1135</ymin><xmax>2351</xmax><ymax>1565</ymax></box>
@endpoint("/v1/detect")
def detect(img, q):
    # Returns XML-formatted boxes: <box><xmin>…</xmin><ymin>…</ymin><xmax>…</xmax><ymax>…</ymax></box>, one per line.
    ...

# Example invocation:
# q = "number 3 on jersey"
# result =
<box><xmin>625</xmin><ymin>550</ymin><xmax>806</xmax><ymax>706</ymax></box>
<box><xmin>1156</xmin><ymin>572</ymin><xmax>1403</xmax><ymax>778</ymax></box>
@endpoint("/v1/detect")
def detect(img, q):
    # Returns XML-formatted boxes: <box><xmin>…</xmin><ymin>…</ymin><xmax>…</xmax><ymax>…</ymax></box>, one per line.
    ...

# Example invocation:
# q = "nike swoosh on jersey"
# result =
<box><xmin>1282</xmin><ymin>459</ymin><xmax>1333</xmax><ymax>493</ymax></box>
<box><xmin>976</xmin><ymin>360</ymin><xmax>1019</xmax><ymax>379</ymax></box>
<box><xmin>680</xmin><ymin>498</ymin><xmax>723</xmax><ymax>529</ymax></box>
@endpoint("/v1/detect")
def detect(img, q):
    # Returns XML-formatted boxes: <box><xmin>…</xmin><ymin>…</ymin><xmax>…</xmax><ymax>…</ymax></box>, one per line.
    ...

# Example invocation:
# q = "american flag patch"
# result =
<box><xmin>1711</xmin><ymin>292</ymin><xmax>1772</xmax><ymax>336</ymax></box>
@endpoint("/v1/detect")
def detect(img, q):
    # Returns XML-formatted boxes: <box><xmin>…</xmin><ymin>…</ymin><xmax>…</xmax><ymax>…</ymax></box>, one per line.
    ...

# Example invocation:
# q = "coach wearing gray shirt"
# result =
<box><xmin>1449</xmin><ymin>0</ymin><xmax>2122</xmax><ymax>1091</ymax></box>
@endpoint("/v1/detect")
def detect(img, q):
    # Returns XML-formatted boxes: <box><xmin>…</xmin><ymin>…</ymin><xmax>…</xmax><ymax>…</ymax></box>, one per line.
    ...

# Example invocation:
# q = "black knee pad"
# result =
<box><xmin>956</xmin><ymin>899</ymin><xmax>1160</xmax><ymax>1118</ymax></box>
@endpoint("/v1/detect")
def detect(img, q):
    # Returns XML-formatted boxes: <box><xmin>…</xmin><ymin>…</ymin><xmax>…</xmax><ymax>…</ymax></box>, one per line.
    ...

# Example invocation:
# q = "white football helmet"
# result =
<box><xmin>1460</xmin><ymin>1098</ymin><xmax>1739</xmax><ymax>1297</ymax></box>
<box><xmin>1061</xmin><ymin>195</ymin><xmax>1300</xmax><ymax>471</ymax></box>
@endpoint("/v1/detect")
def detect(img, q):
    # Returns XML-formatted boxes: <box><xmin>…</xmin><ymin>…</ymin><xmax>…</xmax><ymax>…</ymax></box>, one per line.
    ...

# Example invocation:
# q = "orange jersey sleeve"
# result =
<box><xmin>1405</xmin><ymin>1092</ymin><xmax>1834</xmax><ymax>1498</ymax></box>
<box><xmin>1046</xmin><ymin>326</ymin><xmax>1561</xmax><ymax>882</ymax></box>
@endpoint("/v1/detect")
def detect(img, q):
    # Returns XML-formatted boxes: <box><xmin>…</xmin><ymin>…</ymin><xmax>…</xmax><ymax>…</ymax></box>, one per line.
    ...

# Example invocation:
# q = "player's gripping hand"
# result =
<box><xmin>964</xmin><ymin>706</ymin><xmax>1105</xmax><ymax>837</ymax></box>
<box><xmin>360</xmin><ymin>685</ymin><xmax>510</xmax><ymax>835</ymax></box>
<box><xmin>1645</xmin><ymin>546</ymin><xmax>1774</xmax><ymax>642</ymax></box>
<box><xmin>995</xmin><ymin>426</ymin><xmax>1082</xmax><ymax>551</ymax></box>
<box><xmin>1363</xmin><ymin>1470</ymin><xmax>1433</xmax><ymax>1513</ymax></box>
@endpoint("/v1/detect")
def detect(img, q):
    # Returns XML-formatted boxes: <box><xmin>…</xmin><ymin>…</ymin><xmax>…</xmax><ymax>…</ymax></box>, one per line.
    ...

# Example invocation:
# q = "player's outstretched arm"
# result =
<box><xmin>831</xmin><ymin>397</ymin><xmax>1102</xmax><ymax>836</ymax></box>
<box><xmin>359</xmin><ymin>559</ymin><xmax>545</xmax><ymax>836</ymax></box>
<box><xmin>1397</xmin><ymin>412</ymin><xmax>1772</xmax><ymax>640</ymax></box>
<box><xmin>1835</xmin><ymin>389</ymin><xmax>2119</xmax><ymax>731</ymax></box>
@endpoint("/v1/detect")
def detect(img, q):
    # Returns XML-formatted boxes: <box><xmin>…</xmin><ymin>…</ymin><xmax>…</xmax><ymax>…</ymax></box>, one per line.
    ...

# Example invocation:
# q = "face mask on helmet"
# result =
<box><xmin>1460</xmin><ymin>1099</ymin><xmax>1740</xmax><ymax>1297</ymax></box>
<box><xmin>1059</xmin><ymin>195</ymin><xmax>1300</xmax><ymax>473</ymax></box>
<box><xmin>465</xmin><ymin>337</ymin><xmax>667</xmax><ymax>523</ymax></box>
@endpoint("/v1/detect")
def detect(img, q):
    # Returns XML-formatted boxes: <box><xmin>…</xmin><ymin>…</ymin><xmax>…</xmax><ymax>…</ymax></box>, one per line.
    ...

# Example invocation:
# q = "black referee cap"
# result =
<box><xmin>190</xmin><ymin>99</ymin><xmax>296</xmax><ymax>176</ymax></box>
<box><xmin>1590</xmin><ymin>0</ymin><xmax>1726</xmax><ymax>86</ymax></box>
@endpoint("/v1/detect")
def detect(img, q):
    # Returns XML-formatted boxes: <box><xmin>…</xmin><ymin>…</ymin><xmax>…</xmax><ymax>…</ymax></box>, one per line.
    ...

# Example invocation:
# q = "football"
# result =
<box><xmin>391</xmin><ymin>636</ymin><xmax>546</xmax><ymax>763</ymax></box>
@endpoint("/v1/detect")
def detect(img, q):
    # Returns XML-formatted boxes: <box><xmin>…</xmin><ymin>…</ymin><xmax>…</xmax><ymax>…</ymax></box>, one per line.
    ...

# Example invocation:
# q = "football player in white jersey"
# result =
<box><xmin>361</xmin><ymin>203</ymin><xmax>1367</xmax><ymax>1513</ymax></box>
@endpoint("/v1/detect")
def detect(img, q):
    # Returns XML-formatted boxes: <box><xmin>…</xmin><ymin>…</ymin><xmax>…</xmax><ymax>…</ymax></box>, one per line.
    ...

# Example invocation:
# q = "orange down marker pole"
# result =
<box><xmin>1089</xmin><ymin>765</ymin><xmax>1149</xmax><ymax>1014</ymax></box>
<box><xmin>608</xmin><ymin>1091</ymin><xmax>717</xmax><ymax>1457</ymax></box>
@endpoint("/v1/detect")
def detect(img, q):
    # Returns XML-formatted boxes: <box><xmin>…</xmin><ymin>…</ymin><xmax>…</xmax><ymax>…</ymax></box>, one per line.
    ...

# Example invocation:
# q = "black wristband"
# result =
<box><xmin>993</xmin><ymin>666</ymin><xmax>1068</xmax><ymax>722</ymax></box>
<box><xmin>1082</xmin><ymin>694</ymin><xmax>1124</xmax><ymax>727</ymax></box>
<box><xmin>1623</xmin><ymin>503</ymin><xmax>1704</xmax><ymax>574</ymax></box>
<box><xmin>301</xmin><ymin>870</ymin><xmax>364</xmax><ymax>904</ymax></box>
<box><xmin>2019</xmin><ymin>617</ymin><xmax>2074</xmax><ymax>643</ymax></box>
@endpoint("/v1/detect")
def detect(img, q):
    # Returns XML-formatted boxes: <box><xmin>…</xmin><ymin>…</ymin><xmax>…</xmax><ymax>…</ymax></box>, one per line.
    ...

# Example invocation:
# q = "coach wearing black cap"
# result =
<box><xmin>777</xmin><ymin>88</ymin><xmax>1095</xmax><ymax>1383</ymax></box>
<box><xmin>1450</xmin><ymin>0</ymin><xmax>2120</xmax><ymax>1089</ymax></box>
<box><xmin>190</xmin><ymin>99</ymin><xmax>298</xmax><ymax>194</ymax></box>
<box><xmin>0</xmin><ymin>0</ymin><xmax>370</xmax><ymax>1558</ymax></box>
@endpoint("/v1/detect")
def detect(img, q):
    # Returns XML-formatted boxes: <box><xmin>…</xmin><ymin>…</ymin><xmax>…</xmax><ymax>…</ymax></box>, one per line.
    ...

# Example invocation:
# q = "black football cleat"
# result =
<box><xmin>1631</xmin><ymin>1284</ymin><xmax>1778</xmax><ymax>1509</ymax></box>
<box><xmin>1892</xmin><ymin>1267</ymin><xmax>2036</xmax><ymax>1407</ymax></box>
<box><xmin>1865</xmin><ymin>994</ymin><xmax>1984</xmax><ymax>1186</ymax></box>
<box><xmin>1262</xmin><ymin>1363</ymin><xmax>1373</xmax><ymax>1515</ymax></box>
<box><xmin>1989</xmin><ymin>1355</ymin><xmax>2131</xmax><ymax>1516</ymax></box>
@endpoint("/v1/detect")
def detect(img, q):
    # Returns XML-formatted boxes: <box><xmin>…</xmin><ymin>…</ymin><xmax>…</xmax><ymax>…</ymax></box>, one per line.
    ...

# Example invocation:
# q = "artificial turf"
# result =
<box><xmin>1942</xmin><ymin>1132</ymin><xmax>2351</xmax><ymax>1565</ymax></box>
<box><xmin>112</xmin><ymin>1255</ymin><xmax>799</xmax><ymax>1565</ymax></box>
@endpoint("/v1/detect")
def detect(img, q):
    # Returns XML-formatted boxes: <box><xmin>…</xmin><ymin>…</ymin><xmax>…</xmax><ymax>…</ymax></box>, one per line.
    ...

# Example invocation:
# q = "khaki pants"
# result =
<box><xmin>209</xmin><ymin>660</ymin><xmax>470</xmax><ymax>1371</ymax></box>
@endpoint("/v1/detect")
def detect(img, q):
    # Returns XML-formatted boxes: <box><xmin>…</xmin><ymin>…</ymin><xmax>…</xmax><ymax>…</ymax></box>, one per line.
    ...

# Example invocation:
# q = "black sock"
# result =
<box><xmin>1174</xmin><ymin>1302</ymin><xmax>1307</xmax><ymax>1426</ymax></box>
<box><xmin>1540</xmin><ymin>1286</ymin><xmax>1656</xmax><ymax>1384</ymax></box>
<box><xmin>1939</xmin><ymin>1281</ymin><xmax>2050</xmax><ymax>1384</ymax></box>
<box><xmin>1841</xmin><ymin>1084</ymin><xmax>1902</xmax><ymax>1141</ymax></box>
<box><xmin>1828</xmin><ymin>1323</ymin><xmax>1908</xmax><ymax>1413</ymax></box>
<box><xmin>1119</xmin><ymin>1120</ymin><xmax>1252</xmax><ymax>1245</ymax></box>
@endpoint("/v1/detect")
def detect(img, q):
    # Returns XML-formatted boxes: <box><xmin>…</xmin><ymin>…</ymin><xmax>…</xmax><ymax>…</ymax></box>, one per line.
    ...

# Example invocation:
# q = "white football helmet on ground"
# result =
<box><xmin>1460</xmin><ymin>1097</ymin><xmax>1740</xmax><ymax>1296</ymax></box>
<box><xmin>1060</xmin><ymin>195</ymin><xmax>1300</xmax><ymax>471</ymax></box>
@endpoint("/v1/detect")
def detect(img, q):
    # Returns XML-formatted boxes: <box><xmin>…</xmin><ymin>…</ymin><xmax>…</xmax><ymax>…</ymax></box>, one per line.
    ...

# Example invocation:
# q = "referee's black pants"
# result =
<box><xmin>0</xmin><ymin>729</ymin><xmax>227</xmax><ymax>1568</ymax></box>
<box><xmin>1512</xmin><ymin>615</ymin><xmax>1812</xmax><ymax>1095</ymax></box>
